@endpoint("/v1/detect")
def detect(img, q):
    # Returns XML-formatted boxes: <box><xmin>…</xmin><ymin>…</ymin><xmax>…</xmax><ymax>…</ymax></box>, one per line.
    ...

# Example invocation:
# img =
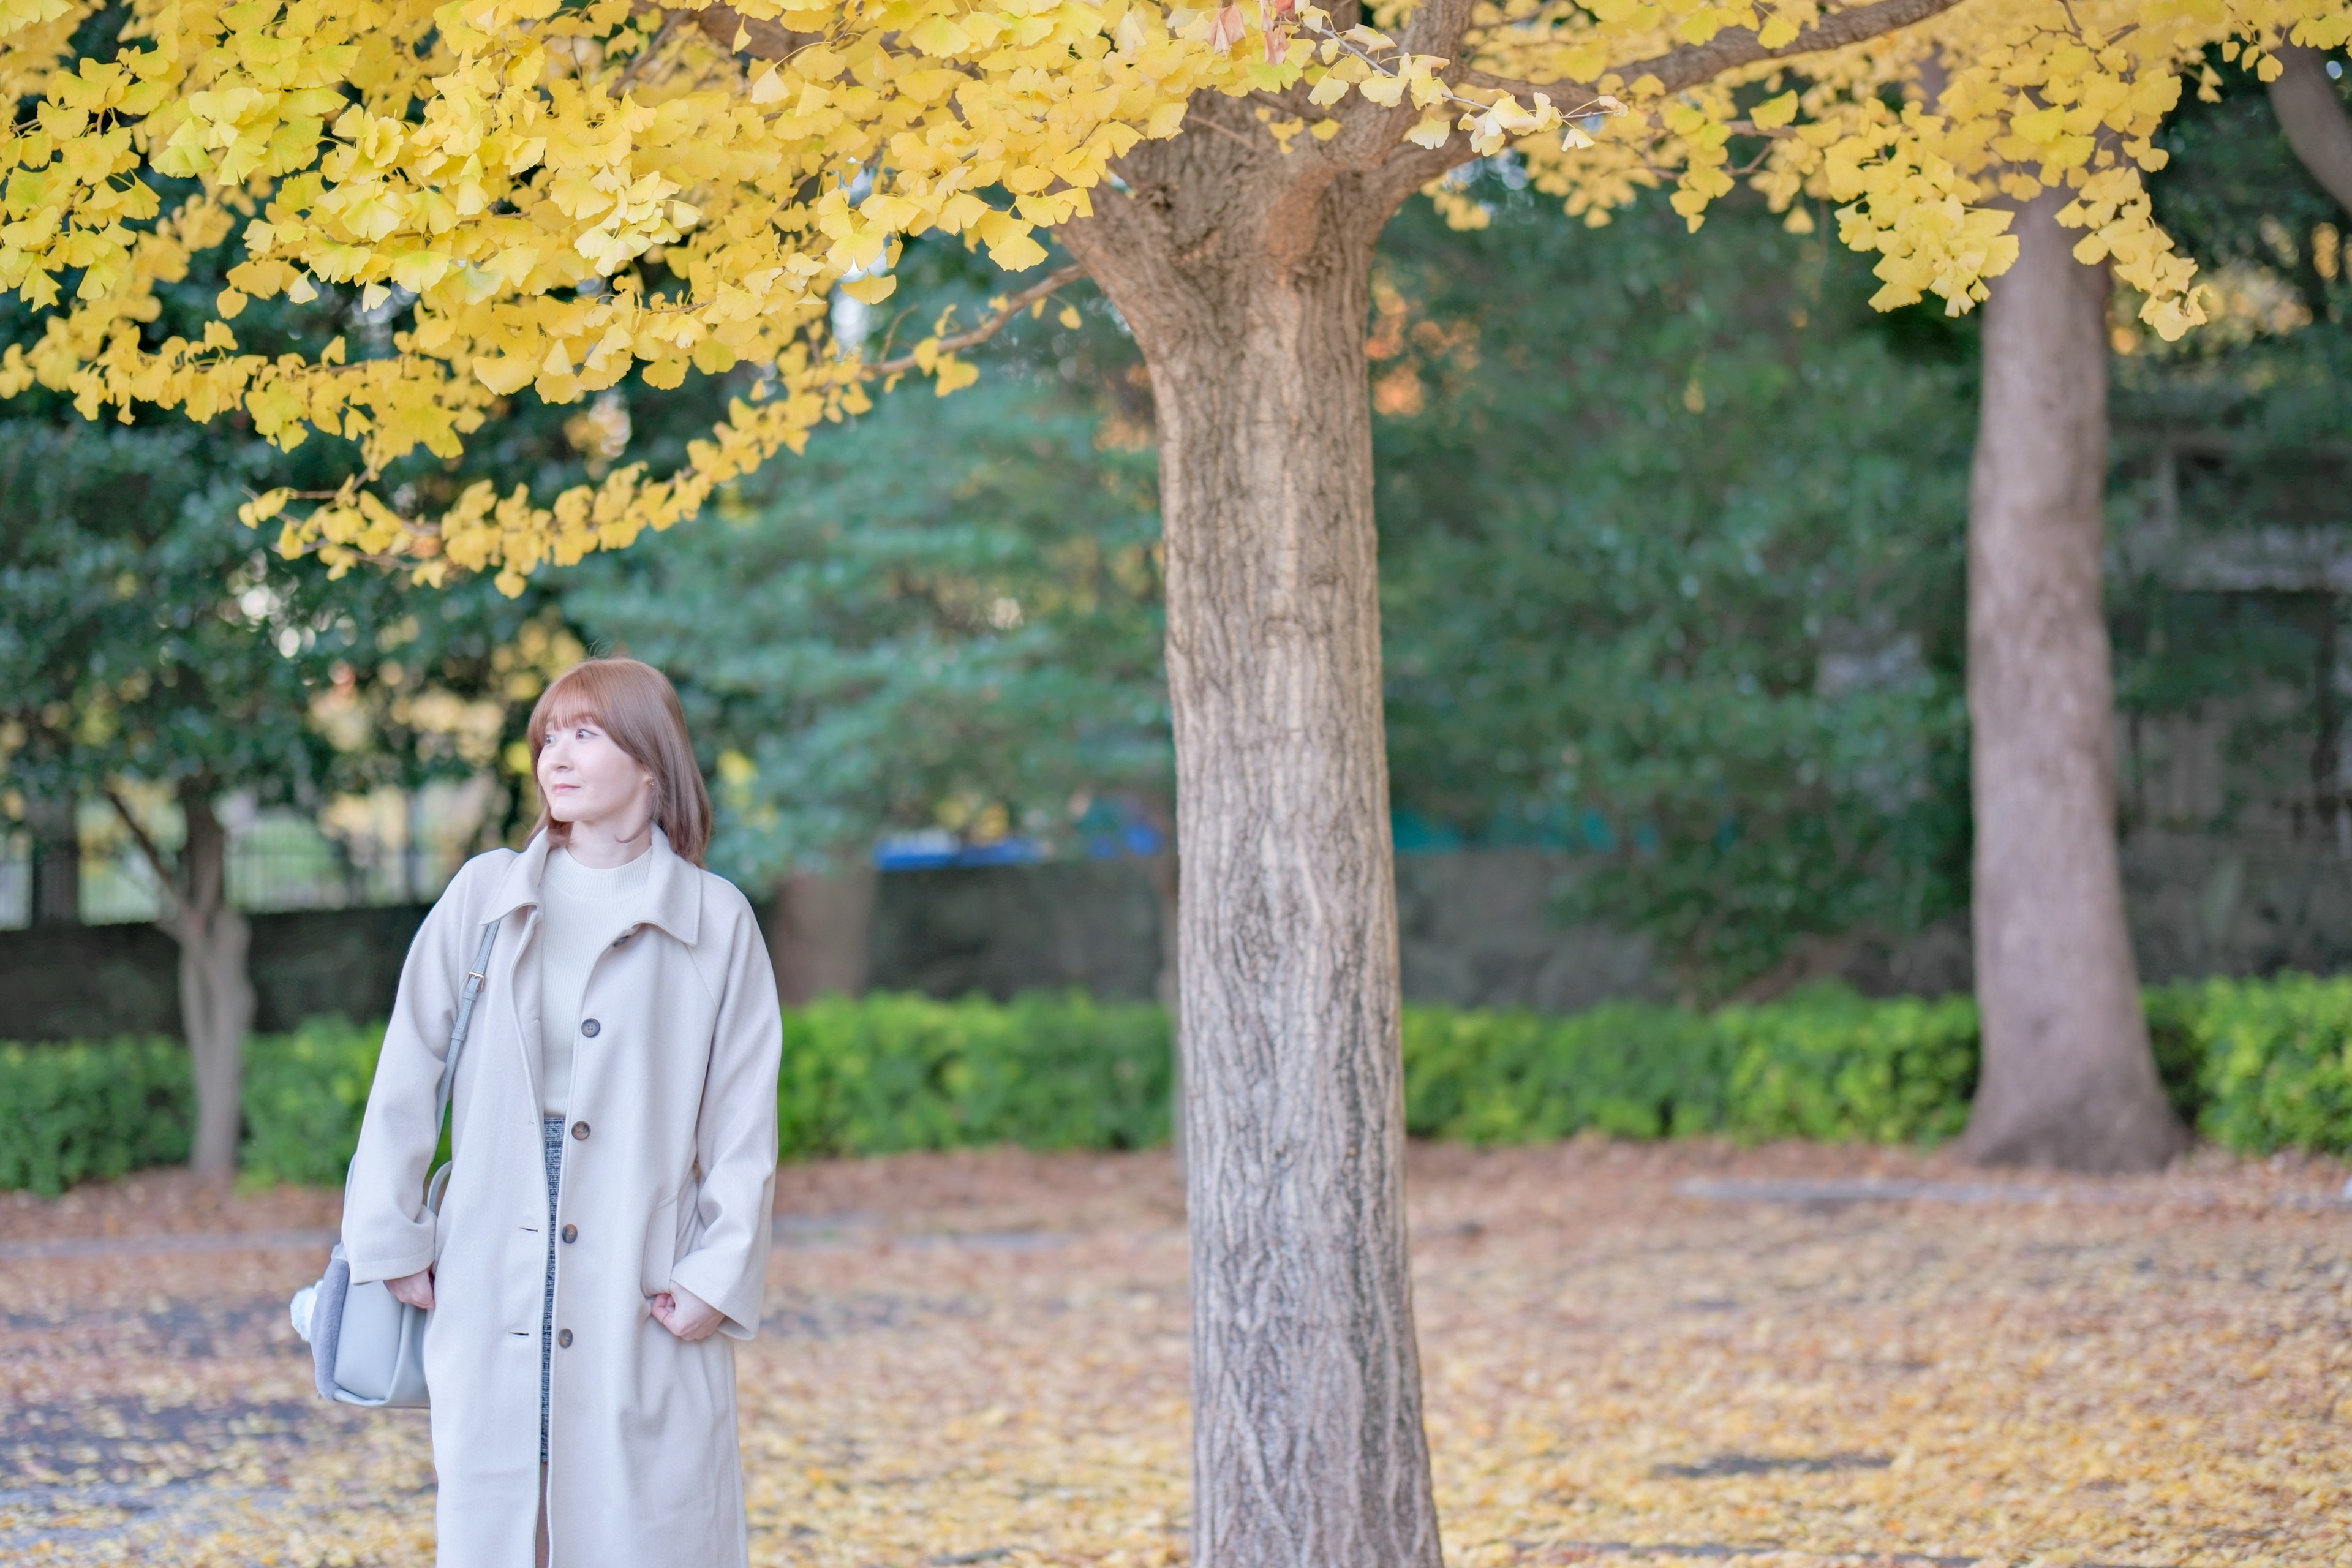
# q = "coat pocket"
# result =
<box><xmin>639</xmin><ymin>1196</ymin><xmax>678</xmax><ymax>1298</ymax></box>
<box><xmin>428</xmin><ymin>1169</ymin><xmax>454</xmax><ymax>1264</ymax></box>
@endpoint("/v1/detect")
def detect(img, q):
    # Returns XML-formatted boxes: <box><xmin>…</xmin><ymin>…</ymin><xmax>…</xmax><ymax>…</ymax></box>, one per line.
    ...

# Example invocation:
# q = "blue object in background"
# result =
<box><xmin>873</xmin><ymin>831</ymin><xmax>1048</xmax><ymax>871</ymax></box>
<box><xmin>959</xmin><ymin>837</ymin><xmax>1048</xmax><ymax>867</ymax></box>
<box><xmin>1075</xmin><ymin>797</ymin><xmax>1164</xmax><ymax>859</ymax></box>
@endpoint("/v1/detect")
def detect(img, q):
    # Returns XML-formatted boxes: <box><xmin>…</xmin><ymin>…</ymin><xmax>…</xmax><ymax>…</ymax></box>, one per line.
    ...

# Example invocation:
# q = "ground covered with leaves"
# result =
<box><xmin>2</xmin><ymin>1139</ymin><xmax>2346</xmax><ymax>1567</ymax></box>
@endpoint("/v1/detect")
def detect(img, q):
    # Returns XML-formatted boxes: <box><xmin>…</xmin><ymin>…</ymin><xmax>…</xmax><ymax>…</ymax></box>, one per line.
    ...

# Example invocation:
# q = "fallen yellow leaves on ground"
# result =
<box><xmin>2</xmin><ymin>1139</ymin><xmax>2346</xmax><ymax>1566</ymax></box>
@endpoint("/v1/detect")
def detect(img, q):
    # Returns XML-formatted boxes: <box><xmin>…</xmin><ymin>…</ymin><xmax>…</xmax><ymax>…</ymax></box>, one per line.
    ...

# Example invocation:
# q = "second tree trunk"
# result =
<box><xmin>1961</xmin><ymin>191</ymin><xmax>2185</xmax><ymax>1171</ymax></box>
<box><xmin>766</xmin><ymin>864</ymin><xmax>878</xmax><ymax>1003</ymax></box>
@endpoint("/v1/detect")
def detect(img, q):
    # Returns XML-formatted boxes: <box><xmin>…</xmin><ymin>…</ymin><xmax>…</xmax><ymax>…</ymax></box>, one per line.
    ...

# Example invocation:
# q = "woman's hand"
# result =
<box><xmin>650</xmin><ymin>1283</ymin><xmax>724</xmax><ymax>1341</ymax></box>
<box><xmin>386</xmin><ymin>1268</ymin><xmax>435</xmax><ymax>1311</ymax></box>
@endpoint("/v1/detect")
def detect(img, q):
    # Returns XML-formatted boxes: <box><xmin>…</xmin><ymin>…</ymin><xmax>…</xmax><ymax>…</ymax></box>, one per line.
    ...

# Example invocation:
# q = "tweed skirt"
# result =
<box><xmin>540</xmin><ymin>1112</ymin><xmax>564</xmax><ymax>1464</ymax></box>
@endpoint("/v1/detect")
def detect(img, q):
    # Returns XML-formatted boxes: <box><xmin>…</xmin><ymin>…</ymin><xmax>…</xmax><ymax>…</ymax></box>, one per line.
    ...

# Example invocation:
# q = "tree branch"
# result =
<box><xmin>1375</xmin><ymin>0</ymin><xmax>1969</xmax><ymax>199</ymax></box>
<box><xmin>614</xmin><ymin>12</ymin><xmax>688</xmax><ymax>93</ymax></box>
<box><xmin>864</xmin><ymin>265</ymin><xmax>1087</xmax><ymax>375</ymax></box>
<box><xmin>2269</xmin><ymin>44</ymin><xmax>2352</xmax><ymax>217</ymax></box>
<box><xmin>682</xmin><ymin>4</ymin><xmax>824</xmax><ymax>62</ymax></box>
<box><xmin>102</xmin><ymin>784</ymin><xmax>183</xmax><ymax>913</ymax></box>
<box><xmin>1461</xmin><ymin>0</ymin><xmax>1972</xmax><ymax>102</ymax></box>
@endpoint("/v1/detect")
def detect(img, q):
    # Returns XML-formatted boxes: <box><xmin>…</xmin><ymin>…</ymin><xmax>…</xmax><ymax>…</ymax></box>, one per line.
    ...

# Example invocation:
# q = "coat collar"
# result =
<box><xmin>484</xmin><ymin>824</ymin><xmax>701</xmax><ymax>946</ymax></box>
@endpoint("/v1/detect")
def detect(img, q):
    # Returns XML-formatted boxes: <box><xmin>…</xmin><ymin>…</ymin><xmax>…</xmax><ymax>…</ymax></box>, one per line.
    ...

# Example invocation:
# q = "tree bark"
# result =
<box><xmin>1062</xmin><ymin>105</ymin><xmax>1441</xmax><ymax>1568</ymax></box>
<box><xmin>26</xmin><ymin>789</ymin><xmax>80</xmax><ymax>926</ymax></box>
<box><xmin>166</xmin><ymin>783</ymin><xmax>255</xmax><ymax>1180</ymax></box>
<box><xmin>765</xmin><ymin>862</ymin><xmax>879</xmax><ymax>1004</ymax></box>
<box><xmin>1961</xmin><ymin>190</ymin><xmax>2187</xmax><ymax>1172</ymax></box>
<box><xmin>2268</xmin><ymin>45</ymin><xmax>2352</xmax><ymax>214</ymax></box>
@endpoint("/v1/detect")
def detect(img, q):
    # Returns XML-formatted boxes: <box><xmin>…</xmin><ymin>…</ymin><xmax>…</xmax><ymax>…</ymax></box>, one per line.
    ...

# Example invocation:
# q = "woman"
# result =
<box><xmin>342</xmin><ymin>657</ymin><xmax>782</xmax><ymax>1568</ymax></box>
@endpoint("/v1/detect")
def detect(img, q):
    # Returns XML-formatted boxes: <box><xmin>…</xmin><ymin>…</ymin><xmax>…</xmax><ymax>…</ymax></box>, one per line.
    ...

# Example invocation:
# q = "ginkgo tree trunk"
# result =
<box><xmin>1060</xmin><ymin>118</ymin><xmax>1439</xmax><ymax>1564</ymax></box>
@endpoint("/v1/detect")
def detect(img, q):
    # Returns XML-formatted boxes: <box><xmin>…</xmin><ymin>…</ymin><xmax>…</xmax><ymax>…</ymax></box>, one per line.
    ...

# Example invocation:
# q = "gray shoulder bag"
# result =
<box><xmin>289</xmin><ymin>916</ymin><xmax>502</xmax><ymax>1408</ymax></box>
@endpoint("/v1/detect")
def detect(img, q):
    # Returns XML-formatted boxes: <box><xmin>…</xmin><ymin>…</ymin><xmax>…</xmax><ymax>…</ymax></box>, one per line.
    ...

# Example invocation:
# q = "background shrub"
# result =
<box><xmin>1717</xmin><ymin>986</ymin><xmax>1981</xmax><ymax>1145</ymax></box>
<box><xmin>2179</xmin><ymin>973</ymin><xmax>2352</xmax><ymax>1155</ymax></box>
<box><xmin>779</xmin><ymin>990</ymin><xmax>1170</xmax><ymax>1158</ymax></box>
<box><xmin>7</xmin><ymin>976</ymin><xmax>2352</xmax><ymax>1192</ymax></box>
<box><xmin>240</xmin><ymin>1017</ymin><xmax>390</xmax><ymax>1186</ymax></box>
<box><xmin>0</xmin><ymin>1037</ymin><xmax>190</xmax><ymax>1196</ymax></box>
<box><xmin>2141</xmin><ymin>981</ymin><xmax>2216</xmax><ymax>1126</ymax></box>
<box><xmin>1402</xmin><ymin>1001</ymin><xmax>1728</xmax><ymax>1141</ymax></box>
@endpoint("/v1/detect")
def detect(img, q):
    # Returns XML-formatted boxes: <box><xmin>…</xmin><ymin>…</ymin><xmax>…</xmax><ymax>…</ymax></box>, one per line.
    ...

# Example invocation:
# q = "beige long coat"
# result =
<box><xmin>343</xmin><ymin>829</ymin><xmax>781</xmax><ymax>1568</ymax></box>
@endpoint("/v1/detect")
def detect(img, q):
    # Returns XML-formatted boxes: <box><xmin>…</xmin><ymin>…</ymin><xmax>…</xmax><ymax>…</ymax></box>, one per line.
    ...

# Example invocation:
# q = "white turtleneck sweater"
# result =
<box><xmin>537</xmin><ymin>844</ymin><xmax>653</xmax><ymax>1116</ymax></box>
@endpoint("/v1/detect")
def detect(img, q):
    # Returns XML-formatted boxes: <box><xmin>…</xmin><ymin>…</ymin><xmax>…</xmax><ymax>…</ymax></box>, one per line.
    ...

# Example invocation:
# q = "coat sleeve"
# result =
<box><xmin>341</xmin><ymin>853</ymin><xmax>508</xmax><ymax>1285</ymax></box>
<box><xmin>668</xmin><ymin>888</ymin><xmax>782</xmax><ymax>1340</ymax></box>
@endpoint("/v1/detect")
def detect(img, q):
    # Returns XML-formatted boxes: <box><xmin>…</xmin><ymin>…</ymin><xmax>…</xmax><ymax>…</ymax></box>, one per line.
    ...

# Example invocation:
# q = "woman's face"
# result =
<box><xmin>537</xmin><ymin>715</ymin><xmax>655</xmax><ymax>833</ymax></box>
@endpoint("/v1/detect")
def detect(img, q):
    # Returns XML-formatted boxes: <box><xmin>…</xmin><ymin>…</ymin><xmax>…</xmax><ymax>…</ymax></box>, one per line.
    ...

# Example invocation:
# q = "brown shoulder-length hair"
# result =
<box><xmin>526</xmin><ymin>658</ymin><xmax>712</xmax><ymax>866</ymax></box>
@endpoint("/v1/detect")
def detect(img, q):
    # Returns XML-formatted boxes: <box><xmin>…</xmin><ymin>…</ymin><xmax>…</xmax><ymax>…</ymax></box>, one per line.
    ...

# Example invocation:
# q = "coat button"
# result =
<box><xmin>557</xmin><ymin>1329</ymin><xmax>573</xmax><ymax>1348</ymax></box>
<box><xmin>571</xmin><ymin>1120</ymin><xmax>590</xmax><ymax>1141</ymax></box>
<box><xmin>561</xmin><ymin>1223</ymin><xmax>578</xmax><ymax>1243</ymax></box>
<box><xmin>580</xmin><ymin>1018</ymin><xmax>601</xmax><ymax>1037</ymax></box>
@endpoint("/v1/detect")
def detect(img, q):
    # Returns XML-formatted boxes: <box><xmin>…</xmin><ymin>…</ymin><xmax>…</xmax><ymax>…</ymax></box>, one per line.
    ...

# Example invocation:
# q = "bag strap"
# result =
<box><xmin>434</xmin><ymin>918</ymin><xmax>503</xmax><ymax>1132</ymax></box>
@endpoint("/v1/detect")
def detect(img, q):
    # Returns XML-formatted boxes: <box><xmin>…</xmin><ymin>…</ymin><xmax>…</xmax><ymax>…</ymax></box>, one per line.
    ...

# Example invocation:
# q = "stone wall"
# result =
<box><xmin>0</xmin><ymin>851</ymin><xmax>1643</xmax><ymax>1039</ymax></box>
<box><xmin>868</xmin><ymin>859</ymin><xmax>1170</xmax><ymax>1001</ymax></box>
<box><xmin>1392</xmin><ymin>852</ymin><xmax>1656</xmax><ymax>1012</ymax></box>
<box><xmin>1835</xmin><ymin>831</ymin><xmax>2352</xmax><ymax>998</ymax></box>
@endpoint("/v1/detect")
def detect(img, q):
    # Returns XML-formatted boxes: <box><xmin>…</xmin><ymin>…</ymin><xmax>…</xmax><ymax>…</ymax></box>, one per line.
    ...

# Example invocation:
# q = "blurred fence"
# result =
<box><xmin>0</xmin><ymin>776</ymin><xmax>506</xmax><ymax>928</ymax></box>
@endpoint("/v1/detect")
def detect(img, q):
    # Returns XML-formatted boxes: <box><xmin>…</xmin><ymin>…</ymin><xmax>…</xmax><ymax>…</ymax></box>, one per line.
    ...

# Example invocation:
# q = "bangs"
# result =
<box><xmin>527</xmin><ymin>657</ymin><xmax>627</xmax><ymax>745</ymax></box>
<box><xmin>532</xmin><ymin>684</ymin><xmax>605</xmax><ymax>737</ymax></box>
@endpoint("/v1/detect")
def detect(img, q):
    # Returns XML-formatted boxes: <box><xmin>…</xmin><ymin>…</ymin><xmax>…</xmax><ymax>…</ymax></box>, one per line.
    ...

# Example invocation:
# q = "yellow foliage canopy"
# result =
<box><xmin>0</xmin><ymin>0</ymin><xmax>2342</xmax><ymax>588</ymax></box>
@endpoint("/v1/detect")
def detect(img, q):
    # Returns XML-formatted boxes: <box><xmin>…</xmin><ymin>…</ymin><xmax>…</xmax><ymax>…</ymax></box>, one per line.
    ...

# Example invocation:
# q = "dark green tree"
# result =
<box><xmin>1370</xmin><ymin>179</ymin><xmax>1974</xmax><ymax>995</ymax></box>
<box><xmin>2108</xmin><ymin>54</ymin><xmax>2352</xmax><ymax>856</ymax></box>
<box><xmin>0</xmin><ymin>214</ymin><xmax>646</xmax><ymax>1172</ymax></box>
<box><xmin>0</xmin><ymin>418</ymin><xmax>551</xmax><ymax>1174</ymax></box>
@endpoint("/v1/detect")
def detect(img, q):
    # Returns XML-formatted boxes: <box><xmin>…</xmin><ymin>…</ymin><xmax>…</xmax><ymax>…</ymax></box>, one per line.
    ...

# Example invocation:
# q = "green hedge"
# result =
<box><xmin>1718</xmin><ymin>989</ymin><xmax>1985</xmax><ymax>1145</ymax></box>
<box><xmin>777</xmin><ymin>991</ymin><xmax>1171</xmax><ymax>1158</ymax></box>
<box><xmin>4</xmin><ymin>977</ymin><xmax>2351</xmax><ymax>1193</ymax></box>
<box><xmin>239</xmin><ymin>1017</ymin><xmax>392</xmax><ymax>1187</ymax></box>
<box><xmin>0</xmin><ymin>1037</ymin><xmax>191</xmax><ymax>1194</ymax></box>
<box><xmin>2168</xmin><ymin>973</ymin><xmax>2352</xmax><ymax>1153</ymax></box>
<box><xmin>1402</xmin><ymin>1001</ymin><xmax>1730</xmax><ymax>1140</ymax></box>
